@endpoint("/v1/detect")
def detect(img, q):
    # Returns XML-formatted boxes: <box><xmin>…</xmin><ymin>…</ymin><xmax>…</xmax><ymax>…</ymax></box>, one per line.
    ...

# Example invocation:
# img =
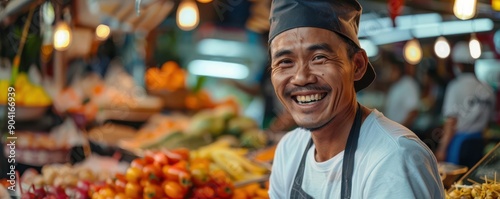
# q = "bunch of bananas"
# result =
<box><xmin>191</xmin><ymin>140</ymin><xmax>269</xmax><ymax>181</ymax></box>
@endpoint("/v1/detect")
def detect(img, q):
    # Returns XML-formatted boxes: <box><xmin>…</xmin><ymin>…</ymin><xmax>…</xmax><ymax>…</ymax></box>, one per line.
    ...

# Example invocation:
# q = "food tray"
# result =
<box><xmin>454</xmin><ymin>142</ymin><xmax>500</xmax><ymax>185</ymax></box>
<box><xmin>0</xmin><ymin>105</ymin><xmax>50</xmax><ymax>121</ymax></box>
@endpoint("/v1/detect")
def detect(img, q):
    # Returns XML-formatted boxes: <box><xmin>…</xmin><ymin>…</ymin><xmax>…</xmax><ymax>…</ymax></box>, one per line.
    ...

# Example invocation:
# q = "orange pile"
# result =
<box><xmin>146</xmin><ymin>61</ymin><xmax>187</xmax><ymax>91</ymax></box>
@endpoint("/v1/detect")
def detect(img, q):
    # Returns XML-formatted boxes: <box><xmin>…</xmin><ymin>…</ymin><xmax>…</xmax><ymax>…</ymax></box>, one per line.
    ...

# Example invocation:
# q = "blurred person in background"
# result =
<box><xmin>436</xmin><ymin>41</ymin><xmax>496</xmax><ymax>168</ymax></box>
<box><xmin>384</xmin><ymin>55</ymin><xmax>420</xmax><ymax>129</ymax></box>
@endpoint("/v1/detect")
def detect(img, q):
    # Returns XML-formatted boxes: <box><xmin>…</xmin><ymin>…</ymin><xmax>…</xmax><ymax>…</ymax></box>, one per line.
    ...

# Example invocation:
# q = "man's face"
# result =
<box><xmin>269</xmin><ymin>27</ymin><xmax>359</xmax><ymax>129</ymax></box>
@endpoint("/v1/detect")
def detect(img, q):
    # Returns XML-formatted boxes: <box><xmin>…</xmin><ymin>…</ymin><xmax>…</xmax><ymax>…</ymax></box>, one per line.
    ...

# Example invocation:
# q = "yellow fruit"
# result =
<box><xmin>15</xmin><ymin>73</ymin><xmax>29</xmax><ymax>89</ymax></box>
<box><xmin>255</xmin><ymin>189</ymin><xmax>269</xmax><ymax>198</ymax></box>
<box><xmin>243</xmin><ymin>183</ymin><xmax>260</xmax><ymax>196</ymax></box>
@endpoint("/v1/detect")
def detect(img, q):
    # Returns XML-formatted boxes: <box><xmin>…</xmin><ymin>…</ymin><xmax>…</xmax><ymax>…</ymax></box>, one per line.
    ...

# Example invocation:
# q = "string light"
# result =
<box><xmin>469</xmin><ymin>34</ymin><xmax>481</xmax><ymax>59</ymax></box>
<box><xmin>95</xmin><ymin>24</ymin><xmax>111</xmax><ymax>41</ymax></box>
<box><xmin>176</xmin><ymin>0</ymin><xmax>199</xmax><ymax>31</ymax></box>
<box><xmin>53</xmin><ymin>22</ymin><xmax>72</xmax><ymax>51</ymax></box>
<box><xmin>434</xmin><ymin>36</ymin><xmax>451</xmax><ymax>59</ymax></box>
<box><xmin>403</xmin><ymin>38</ymin><xmax>423</xmax><ymax>65</ymax></box>
<box><xmin>453</xmin><ymin>0</ymin><xmax>477</xmax><ymax>20</ymax></box>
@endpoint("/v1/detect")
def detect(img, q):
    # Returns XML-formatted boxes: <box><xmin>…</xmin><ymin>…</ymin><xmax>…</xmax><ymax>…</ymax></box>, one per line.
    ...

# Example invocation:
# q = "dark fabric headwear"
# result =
<box><xmin>268</xmin><ymin>0</ymin><xmax>376</xmax><ymax>92</ymax></box>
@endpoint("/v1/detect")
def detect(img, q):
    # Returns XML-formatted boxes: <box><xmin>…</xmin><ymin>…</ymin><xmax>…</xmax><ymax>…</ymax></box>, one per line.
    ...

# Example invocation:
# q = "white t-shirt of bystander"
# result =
<box><xmin>385</xmin><ymin>76</ymin><xmax>420</xmax><ymax>124</ymax></box>
<box><xmin>442</xmin><ymin>73</ymin><xmax>495</xmax><ymax>133</ymax></box>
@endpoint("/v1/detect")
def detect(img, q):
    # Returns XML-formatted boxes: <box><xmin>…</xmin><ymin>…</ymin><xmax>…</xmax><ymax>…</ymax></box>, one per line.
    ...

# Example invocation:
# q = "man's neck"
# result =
<box><xmin>310</xmin><ymin>102</ymin><xmax>370</xmax><ymax>162</ymax></box>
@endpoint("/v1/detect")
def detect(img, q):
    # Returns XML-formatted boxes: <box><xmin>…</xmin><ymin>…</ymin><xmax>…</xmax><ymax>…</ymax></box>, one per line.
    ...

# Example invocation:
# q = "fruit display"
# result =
<box><xmin>145</xmin><ymin>61</ymin><xmax>187</xmax><ymax>92</ymax></box>
<box><xmin>18</xmin><ymin>142</ymin><xmax>270</xmax><ymax>199</ymax></box>
<box><xmin>253</xmin><ymin>145</ymin><xmax>277</xmax><ymax>164</ymax></box>
<box><xmin>190</xmin><ymin>140</ymin><xmax>269</xmax><ymax>182</ymax></box>
<box><xmin>0</xmin><ymin>73</ymin><xmax>51</xmax><ymax>106</ymax></box>
<box><xmin>120</xmin><ymin>102</ymin><xmax>268</xmax><ymax>154</ymax></box>
<box><xmin>5</xmin><ymin>132</ymin><xmax>71</xmax><ymax>166</ymax></box>
<box><xmin>233</xmin><ymin>182</ymin><xmax>270</xmax><ymax>199</ymax></box>
<box><xmin>145</xmin><ymin>61</ymin><xmax>223</xmax><ymax>110</ymax></box>
<box><xmin>20</xmin><ymin>164</ymin><xmax>117</xmax><ymax>199</ymax></box>
<box><xmin>89</xmin><ymin>148</ymin><xmax>241</xmax><ymax>199</ymax></box>
<box><xmin>24</xmin><ymin>164</ymin><xmax>111</xmax><ymax>188</ymax></box>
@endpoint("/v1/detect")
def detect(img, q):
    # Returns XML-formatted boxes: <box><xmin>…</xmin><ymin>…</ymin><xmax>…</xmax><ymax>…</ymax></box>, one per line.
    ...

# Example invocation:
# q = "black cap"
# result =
<box><xmin>269</xmin><ymin>0</ymin><xmax>376</xmax><ymax>92</ymax></box>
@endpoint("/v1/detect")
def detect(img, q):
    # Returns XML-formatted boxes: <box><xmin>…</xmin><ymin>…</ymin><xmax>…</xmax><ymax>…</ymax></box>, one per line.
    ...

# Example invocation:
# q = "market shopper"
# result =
<box><xmin>384</xmin><ymin>56</ymin><xmax>420</xmax><ymax>129</ymax></box>
<box><xmin>267</xmin><ymin>0</ymin><xmax>445</xmax><ymax>198</ymax></box>
<box><xmin>435</xmin><ymin>41</ymin><xmax>495</xmax><ymax>168</ymax></box>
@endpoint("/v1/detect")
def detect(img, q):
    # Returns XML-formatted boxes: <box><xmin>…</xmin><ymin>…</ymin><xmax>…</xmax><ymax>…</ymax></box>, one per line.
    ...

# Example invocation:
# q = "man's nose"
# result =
<box><xmin>290</xmin><ymin>63</ymin><xmax>317</xmax><ymax>86</ymax></box>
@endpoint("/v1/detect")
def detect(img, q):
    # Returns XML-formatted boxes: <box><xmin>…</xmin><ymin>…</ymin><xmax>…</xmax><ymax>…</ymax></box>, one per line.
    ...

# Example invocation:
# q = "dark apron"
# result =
<box><xmin>290</xmin><ymin>104</ymin><xmax>362</xmax><ymax>199</ymax></box>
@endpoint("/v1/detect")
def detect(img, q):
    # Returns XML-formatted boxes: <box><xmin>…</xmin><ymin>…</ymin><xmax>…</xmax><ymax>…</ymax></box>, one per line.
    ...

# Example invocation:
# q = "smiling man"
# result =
<box><xmin>267</xmin><ymin>0</ymin><xmax>445</xmax><ymax>198</ymax></box>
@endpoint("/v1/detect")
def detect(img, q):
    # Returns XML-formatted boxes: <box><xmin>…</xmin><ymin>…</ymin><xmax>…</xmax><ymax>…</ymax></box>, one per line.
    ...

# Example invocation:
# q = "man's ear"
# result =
<box><xmin>353</xmin><ymin>50</ymin><xmax>368</xmax><ymax>81</ymax></box>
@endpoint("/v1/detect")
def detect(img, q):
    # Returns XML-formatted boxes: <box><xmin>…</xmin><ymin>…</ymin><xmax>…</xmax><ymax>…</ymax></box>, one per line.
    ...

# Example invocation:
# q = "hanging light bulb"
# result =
<box><xmin>197</xmin><ymin>0</ymin><xmax>212</xmax><ymax>3</ymax></box>
<box><xmin>176</xmin><ymin>0</ymin><xmax>199</xmax><ymax>31</ymax></box>
<box><xmin>434</xmin><ymin>36</ymin><xmax>451</xmax><ymax>59</ymax></box>
<box><xmin>453</xmin><ymin>0</ymin><xmax>477</xmax><ymax>20</ymax></box>
<box><xmin>469</xmin><ymin>34</ymin><xmax>481</xmax><ymax>59</ymax></box>
<box><xmin>53</xmin><ymin>21</ymin><xmax>72</xmax><ymax>51</ymax></box>
<box><xmin>403</xmin><ymin>38</ymin><xmax>423</xmax><ymax>65</ymax></box>
<box><xmin>95</xmin><ymin>24</ymin><xmax>111</xmax><ymax>41</ymax></box>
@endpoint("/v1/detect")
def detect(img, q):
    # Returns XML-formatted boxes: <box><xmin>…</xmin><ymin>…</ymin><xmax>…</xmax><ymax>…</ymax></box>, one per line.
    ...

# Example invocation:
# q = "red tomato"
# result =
<box><xmin>138</xmin><ymin>178</ymin><xmax>150</xmax><ymax>188</ymax></box>
<box><xmin>190</xmin><ymin>166</ymin><xmax>209</xmax><ymax>186</ymax></box>
<box><xmin>153</xmin><ymin>152</ymin><xmax>169</xmax><ymax>167</ymax></box>
<box><xmin>142</xmin><ymin>151</ymin><xmax>156</xmax><ymax>165</ymax></box>
<box><xmin>126</xmin><ymin>167</ymin><xmax>143</xmax><ymax>182</ymax></box>
<box><xmin>163</xmin><ymin>150</ymin><xmax>183</xmax><ymax>165</ymax></box>
<box><xmin>114</xmin><ymin>173</ymin><xmax>127</xmax><ymax>193</ymax></box>
<box><xmin>125</xmin><ymin>182</ymin><xmax>142</xmax><ymax>198</ymax></box>
<box><xmin>215</xmin><ymin>183</ymin><xmax>234</xmax><ymax>198</ymax></box>
<box><xmin>210</xmin><ymin>169</ymin><xmax>230</xmax><ymax>186</ymax></box>
<box><xmin>171</xmin><ymin>148</ymin><xmax>190</xmax><ymax>161</ymax></box>
<box><xmin>88</xmin><ymin>182</ymin><xmax>107</xmax><ymax>196</ymax></box>
<box><xmin>163</xmin><ymin>181</ymin><xmax>186</xmax><ymax>199</ymax></box>
<box><xmin>192</xmin><ymin>186</ymin><xmax>215</xmax><ymax>198</ymax></box>
<box><xmin>178</xmin><ymin>171</ymin><xmax>192</xmax><ymax>190</ymax></box>
<box><xmin>172</xmin><ymin>160</ymin><xmax>188</xmax><ymax>170</ymax></box>
<box><xmin>143</xmin><ymin>183</ymin><xmax>164</xmax><ymax>199</ymax></box>
<box><xmin>163</xmin><ymin>165</ymin><xmax>189</xmax><ymax>182</ymax></box>
<box><xmin>131</xmin><ymin>158</ymin><xmax>147</xmax><ymax>169</ymax></box>
<box><xmin>142</xmin><ymin>164</ymin><xmax>162</xmax><ymax>183</ymax></box>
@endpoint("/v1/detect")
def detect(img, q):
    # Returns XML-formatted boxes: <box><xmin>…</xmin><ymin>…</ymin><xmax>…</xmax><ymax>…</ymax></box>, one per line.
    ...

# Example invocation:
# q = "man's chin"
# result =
<box><xmin>296</xmin><ymin>117</ymin><xmax>334</xmax><ymax>132</ymax></box>
<box><xmin>299</xmin><ymin>123</ymin><xmax>327</xmax><ymax>132</ymax></box>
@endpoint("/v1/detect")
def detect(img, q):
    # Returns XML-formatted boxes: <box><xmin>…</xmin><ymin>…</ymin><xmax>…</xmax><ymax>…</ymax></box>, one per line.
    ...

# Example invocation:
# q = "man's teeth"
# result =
<box><xmin>296</xmin><ymin>94</ymin><xmax>323</xmax><ymax>103</ymax></box>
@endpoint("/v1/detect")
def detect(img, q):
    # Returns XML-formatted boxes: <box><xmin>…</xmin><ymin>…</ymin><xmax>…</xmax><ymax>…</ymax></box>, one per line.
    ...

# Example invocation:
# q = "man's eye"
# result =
<box><xmin>277</xmin><ymin>59</ymin><xmax>293</xmax><ymax>67</ymax></box>
<box><xmin>313</xmin><ymin>55</ymin><xmax>326</xmax><ymax>61</ymax></box>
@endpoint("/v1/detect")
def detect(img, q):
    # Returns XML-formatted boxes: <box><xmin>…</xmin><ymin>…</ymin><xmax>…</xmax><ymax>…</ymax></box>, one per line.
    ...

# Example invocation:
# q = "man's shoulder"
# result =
<box><xmin>362</xmin><ymin>110</ymin><xmax>418</xmax><ymax>139</ymax></box>
<box><xmin>360</xmin><ymin>110</ymin><xmax>430</xmax><ymax>156</ymax></box>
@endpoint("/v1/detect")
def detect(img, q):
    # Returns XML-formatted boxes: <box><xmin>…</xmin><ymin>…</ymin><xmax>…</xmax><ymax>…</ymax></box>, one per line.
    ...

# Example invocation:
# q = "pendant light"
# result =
<box><xmin>95</xmin><ymin>24</ymin><xmax>111</xmax><ymax>41</ymax></box>
<box><xmin>469</xmin><ymin>33</ymin><xmax>481</xmax><ymax>59</ymax></box>
<box><xmin>176</xmin><ymin>0</ymin><xmax>199</xmax><ymax>31</ymax></box>
<box><xmin>403</xmin><ymin>38</ymin><xmax>422</xmax><ymax>65</ymax></box>
<box><xmin>453</xmin><ymin>0</ymin><xmax>477</xmax><ymax>20</ymax></box>
<box><xmin>53</xmin><ymin>21</ymin><xmax>72</xmax><ymax>51</ymax></box>
<box><xmin>434</xmin><ymin>36</ymin><xmax>451</xmax><ymax>59</ymax></box>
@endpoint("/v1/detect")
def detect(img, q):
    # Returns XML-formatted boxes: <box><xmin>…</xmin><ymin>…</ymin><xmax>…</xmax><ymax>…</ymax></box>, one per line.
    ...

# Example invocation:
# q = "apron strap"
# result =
<box><xmin>290</xmin><ymin>103</ymin><xmax>363</xmax><ymax>199</ymax></box>
<box><xmin>290</xmin><ymin>139</ymin><xmax>314</xmax><ymax>199</ymax></box>
<box><xmin>340</xmin><ymin>103</ymin><xmax>362</xmax><ymax>199</ymax></box>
